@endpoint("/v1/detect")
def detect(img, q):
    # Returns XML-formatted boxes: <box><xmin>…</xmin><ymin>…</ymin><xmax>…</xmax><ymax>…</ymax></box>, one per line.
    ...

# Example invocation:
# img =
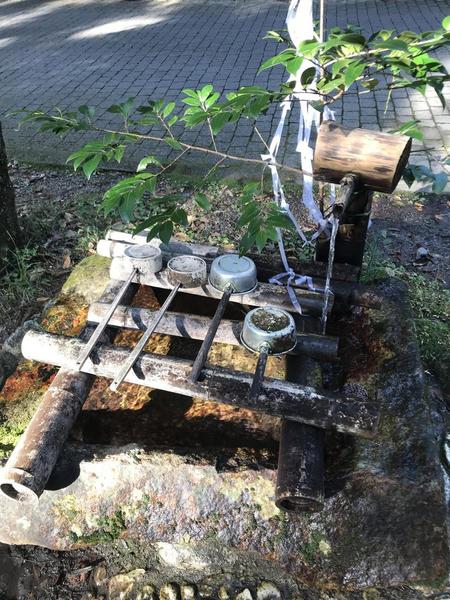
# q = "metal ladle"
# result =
<box><xmin>110</xmin><ymin>255</ymin><xmax>207</xmax><ymax>391</ymax></box>
<box><xmin>190</xmin><ymin>254</ymin><xmax>257</xmax><ymax>382</ymax></box>
<box><xmin>241</xmin><ymin>306</ymin><xmax>297</xmax><ymax>400</ymax></box>
<box><xmin>76</xmin><ymin>244</ymin><xmax>163</xmax><ymax>371</ymax></box>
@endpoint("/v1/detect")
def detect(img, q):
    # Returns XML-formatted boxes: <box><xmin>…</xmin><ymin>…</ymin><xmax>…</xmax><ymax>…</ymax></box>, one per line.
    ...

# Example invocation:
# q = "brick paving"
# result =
<box><xmin>0</xmin><ymin>0</ymin><xmax>448</xmax><ymax>176</ymax></box>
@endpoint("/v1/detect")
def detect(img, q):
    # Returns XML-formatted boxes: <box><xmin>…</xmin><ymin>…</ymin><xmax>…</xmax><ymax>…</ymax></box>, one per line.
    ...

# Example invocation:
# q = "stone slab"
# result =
<box><xmin>0</xmin><ymin>254</ymin><xmax>448</xmax><ymax>592</ymax></box>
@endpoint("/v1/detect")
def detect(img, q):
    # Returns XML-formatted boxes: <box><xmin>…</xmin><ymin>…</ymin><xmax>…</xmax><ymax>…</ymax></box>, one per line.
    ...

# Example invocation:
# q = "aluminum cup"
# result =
<box><xmin>124</xmin><ymin>244</ymin><xmax>163</xmax><ymax>275</ymax></box>
<box><xmin>241</xmin><ymin>306</ymin><xmax>297</xmax><ymax>355</ymax></box>
<box><xmin>209</xmin><ymin>254</ymin><xmax>257</xmax><ymax>294</ymax></box>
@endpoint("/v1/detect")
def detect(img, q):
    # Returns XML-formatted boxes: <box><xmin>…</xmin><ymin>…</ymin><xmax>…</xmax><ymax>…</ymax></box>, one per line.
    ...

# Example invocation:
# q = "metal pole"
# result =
<box><xmin>189</xmin><ymin>286</ymin><xmax>233</xmax><ymax>382</ymax></box>
<box><xmin>76</xmin><ymin>268</ymin><xmax>137</xmax><ymax>370</ymax></box>
<box><xmin>249</xmin><ymin>344</ymin><xmax>270</xmax><ymax>400</ymax></box>
<box><xmin>319</xmin><ymin>0</ymin><xmax>325</xmax><ymax>44</ymax></box>
<box><xmin>110</xmin><ymin>283</ymin><xmax>181</xmax><ymax>391</ymax></box>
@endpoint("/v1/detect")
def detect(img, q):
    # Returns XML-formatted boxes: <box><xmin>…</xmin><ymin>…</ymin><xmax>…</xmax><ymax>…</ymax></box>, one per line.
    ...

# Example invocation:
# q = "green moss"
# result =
<box><xmin>69</xmin><ymin>509</ymin><xmax>127</xmax><ymax>545</ymax></box>
<box><xmin>301</xmin><ymin>531</ymin><xmax>330</xmax><ymax>565</ymax></box>
<box><xmin>53</xmin><ymin>494</ymin><xmax>80</xmax><ymax>522</ymax></box>
<box><xmin>0</xmin><ymin>366</ymin><xmax>51</xmax><ymax>459</ymax></box>
<box><xmin>61</xmin><ymin>254</ymin><xmax>111</xmax><ymax>304</ymax></box>
<box><xmin>361</xmin><ymin>236</ymin><xmax>450</xmax><ymax>392</ymax></box>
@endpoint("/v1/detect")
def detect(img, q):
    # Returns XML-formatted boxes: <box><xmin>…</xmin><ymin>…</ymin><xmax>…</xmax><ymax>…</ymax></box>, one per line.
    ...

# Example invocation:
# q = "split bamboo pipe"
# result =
<box><xmin>20</xmin><ymin>330</ymin><xmax>379</xmax><ymax>438</ymax></box>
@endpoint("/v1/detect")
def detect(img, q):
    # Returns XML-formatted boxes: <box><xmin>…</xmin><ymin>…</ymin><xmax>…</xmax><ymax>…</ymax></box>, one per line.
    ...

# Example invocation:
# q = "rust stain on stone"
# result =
<box><xmin>42</xmin><ymin>293</ymin><xmax>89</xmax><ymax>337</ymax></box>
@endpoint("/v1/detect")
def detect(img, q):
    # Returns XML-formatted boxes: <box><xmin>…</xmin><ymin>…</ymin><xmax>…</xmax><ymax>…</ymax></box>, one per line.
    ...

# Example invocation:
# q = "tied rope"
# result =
<box><xmin>262</xmin><ymin>0</ymin><xmax>336</xmax><ymax>314</ymax></box>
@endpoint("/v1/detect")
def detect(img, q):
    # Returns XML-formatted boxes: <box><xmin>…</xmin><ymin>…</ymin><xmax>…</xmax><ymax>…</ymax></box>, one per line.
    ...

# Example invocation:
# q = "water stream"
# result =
<box><xmin>320</xmin><ymin>216</ymin><xmax>339</xmax><ymax>334</ymax></box>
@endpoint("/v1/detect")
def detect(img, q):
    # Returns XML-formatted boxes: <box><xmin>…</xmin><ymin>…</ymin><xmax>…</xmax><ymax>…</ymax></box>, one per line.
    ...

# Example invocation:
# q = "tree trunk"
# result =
<box><xmin>0</xmin><ymin>121</ymin><xmax>21</xmax><ymax>261</ymax></box>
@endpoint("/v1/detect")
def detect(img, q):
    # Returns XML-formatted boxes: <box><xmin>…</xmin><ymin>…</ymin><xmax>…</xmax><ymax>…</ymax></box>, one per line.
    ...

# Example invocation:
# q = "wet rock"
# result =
<box><xmin>0</xmin><ymin>350</ymin><xmax>18</xmax><ymax>391</ymax></box>
<box><xmin>108</xmin><ymin>568</ymin><xmax>145</xmax><ymax>599</ymax></box>
<box><xmin>180</xmin><ymin>584</ymin><xmax>197</xmax><ymax>599</ymax></box>
<box><xmin>256</xmin><ymin>583</ymin><xmax>281</xmax><ymax>599</ymax></box>
<box><xmin>218</xmin><ymin>588</ymin><xmax>230</xmax><ymax>600</ymax></box>
<box><xmin>59</xmin><ymin>254</ymin><xmax>111</xmax><ymax>305</ymax></box>
<box><xmin>198</xmin><ymin>583</ymin><xmax>215</xmax><ymax>598</ymax></box>
<box><xmin>92</xmin><ymin>564</ymin><xmax>107</xmax><ymax>589</ymax></box>
<box><xmin>136</xmin><ymin>585</ymin><xmax>157</xmax><ymax>600</ymax></box>
<box><xmin>160</xmin><ymin>583</ymin><xmax>180</xmax><ymax>600</ymax></box>
<box><xmin>235</xmin><ymin>590</ymin><xmax>253</xmax><ymax>600</ymax></box>
<box><xmin>3</xmin><ymin>318</ymin><xmax>40</xmax><ymax>359</ymax></box>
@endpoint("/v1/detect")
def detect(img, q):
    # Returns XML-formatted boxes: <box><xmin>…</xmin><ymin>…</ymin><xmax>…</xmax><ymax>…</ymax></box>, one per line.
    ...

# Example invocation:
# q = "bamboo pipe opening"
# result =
<box><xmin>0</xmin><ymin>468</ymin><xmax>39</xmax><ymax>503</ymax></box>
<box><xmin>276</xmin><ymin>494</ymin><xmax>323</xmax><ymax>513</ymax></box>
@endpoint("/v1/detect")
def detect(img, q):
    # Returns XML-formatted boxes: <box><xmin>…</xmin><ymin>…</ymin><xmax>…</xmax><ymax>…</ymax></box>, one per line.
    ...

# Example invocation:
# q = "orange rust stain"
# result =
<box><xmin>84</xmin><ymin>286</ymin><xmax>171</xmax><ymax>411</ymax></box>
<box><xmin>1</xmin><ymin>361</ymin><xmax>56</xmax><ymax>403</ymax></box>
<box><xmin>42</xmin><ymin>293</ymin><xmax>89</xmax><ymax>337</ymax></box>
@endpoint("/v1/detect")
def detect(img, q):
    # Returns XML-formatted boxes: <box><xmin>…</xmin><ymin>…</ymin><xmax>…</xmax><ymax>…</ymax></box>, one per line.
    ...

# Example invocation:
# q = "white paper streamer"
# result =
<box><xmin>261</xmin><ymin>0</ymin><xmax>338</xmax><ymax>314</ymax></box>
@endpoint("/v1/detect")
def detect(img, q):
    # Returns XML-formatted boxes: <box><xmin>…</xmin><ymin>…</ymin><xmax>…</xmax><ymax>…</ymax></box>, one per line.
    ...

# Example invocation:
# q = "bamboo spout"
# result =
<box><xmin>314</xmin><ymin>121</ymin><xmax>412</xmax><ymax>193</ymax></box>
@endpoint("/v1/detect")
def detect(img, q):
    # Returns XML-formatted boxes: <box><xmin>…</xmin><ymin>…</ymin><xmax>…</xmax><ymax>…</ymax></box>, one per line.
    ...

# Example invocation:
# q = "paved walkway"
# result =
<box><xmin>0</xmin><ymin>0</ymin><xmax>449</xmax><ymax>176</ymax></box>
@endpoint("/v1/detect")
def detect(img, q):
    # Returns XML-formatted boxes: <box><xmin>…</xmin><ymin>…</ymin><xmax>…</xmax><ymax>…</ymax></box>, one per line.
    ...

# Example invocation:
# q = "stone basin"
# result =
<box><xmin>0</xmin><ymin>254</ymin><xmax>448</xmax><ymax>595</ymax></box>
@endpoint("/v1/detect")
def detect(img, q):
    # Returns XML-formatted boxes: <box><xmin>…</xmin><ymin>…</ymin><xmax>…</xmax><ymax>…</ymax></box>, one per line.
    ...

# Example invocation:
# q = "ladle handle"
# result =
<box><xmin>190</xmin><ymin>286</ymin><xmax>233</xmax><ymax>383</ymax></box>
<box><xmin>110</xmin><ymin>283</ymin><xmax>181</xmax><ymax>391</ymax></box>
<box><xmin>250</xmin><ymin>344</ymin><xmax>270</xmax><ymax>400</ymax></box>
<box><xmin>76</xmin><ymin>267</ymin><xmax>137</xmax><ymax>370</ymax></box>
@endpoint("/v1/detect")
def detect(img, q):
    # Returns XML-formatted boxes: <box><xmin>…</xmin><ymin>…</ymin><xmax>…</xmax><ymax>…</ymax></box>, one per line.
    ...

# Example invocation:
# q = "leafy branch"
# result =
<box><xmin>13</xmin><ymin>16</ymin><xmax>450</xmax><ymax>252</ymax></box>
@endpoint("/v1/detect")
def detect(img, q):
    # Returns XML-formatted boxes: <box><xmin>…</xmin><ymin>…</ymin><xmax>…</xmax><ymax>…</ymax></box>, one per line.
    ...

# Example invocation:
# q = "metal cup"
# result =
<box><xmin>209</xmin><ymin>254</ymin><xmax>257</xmax><ymax>294</ymax></box>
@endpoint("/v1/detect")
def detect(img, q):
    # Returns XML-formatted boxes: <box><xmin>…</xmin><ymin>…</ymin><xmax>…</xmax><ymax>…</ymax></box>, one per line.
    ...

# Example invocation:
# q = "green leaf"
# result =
<box><xmin>259</xmin><ymin>50</ymin><xmax>295</xmax><ymax>72</ymax></box>
<box><xmin>389</xmin><ymin>120</ymin><xmax>424</xmax><ymax>141</ymax></box>
<box><xmin>373</xmin><ymin>39</ymin><xmax>409</xmax><ymax>52</ymax></box>
<box><xmin>255</xmin><ymin>230</ymin><xmax>267</xmax><ymax>252</ymax></box>
<box><xmin>239</xmin><ymin>232</ymin><xmax>254</xmax><ymax>255</ymax></box>
<box><xmin>300</xmin><ymin>66</ymin><xmax>317</xmax><ymax>87</ymax></box>
<box><xmin>318</xmin><ymin>76</ymin><xmax>345</xmax><ymax>94</ymax></box>
<box><xmin>182</xmin><ymin>97</ymin><xmax>201</xmax><ymax>107</ymax></box>
<box><xmin>238</xmin><ymin>204</ymin><xmax>260</xmax><ymax>227</ymax></box>
<box><xmin>286</xmin><ymin>56</ymin><xmax>303</xmax><ymax>76</ymax></box>
<box><xmin>210</xmin><ymin>112</ymin><xmax>230</xmax><ymax>134</ymax></box>
<box><xmin>162</xmin><ymin>102</ymin><xmax>176</xmax><ymax>118</ymax></box>
<box><xmin>164</xmin><ymin>137</ymin><xmax>183</xmax><ymax>150</ymax></box>
<box><xmin>266</xmin><ymin>212</ymin><xmax>293</xmax><ymax>229</ymax></box>
<box><xmin>340</xmin><ymin>33</ymin><xmax>366</xmax><ymax>45</ymax></box>
<box><xmin>205</xmin><ymin>92</ymin><xmax>220</xmax><ymax>108</ymax></box>
<box><xmin>159</xmin><ymin>221</ymin><xmax>173</xmax><ymax>244</ymax></box>
<box><xmin>308</xmin><ymin>100</ymin><xmax>324</xmax><ymax>112</ymax></box>
<box><xmin>107</xmin><ymin>97</ymin><xmax>135</xmax><ymax>121</ymax></box>
<box><xmin>194</xmin><ymin>193</ymin><xmax>211</xmax><ymax>210</ymax></box>
<box><xmin>118</xmin><ymin>195</ymin><xmax>136</xmax><ymax>222</ymax></box>
<box><xmin>172</xmin><ymin>208</ymin><xmax>188</xmax><ymax>225</ymax></box>
<box><xmin>78</xmin><ymin>105</ymin><xmax>95</xmax><ymax>119</ymax></box>
<box><xmin>137</xmin><ymin>114</ymin><xmax>159</xmax><ymax>126</ymax></box>
<box><xmin>344</xmin><ymin>62</ymin><xmax>365</xmax><ymax>88</ymax></box>
<box><xmin>182</xmin><ymin>89</ymin><xmax>198</xmax><ymax>99</ymax></box>
<box><xmin>442</xmin><ymin>15</ymin><xmax>450</xmax><ymax>32</ymax></box>
<box><xmin>114</xmin><ymin>145</ymin><xmax>126</xmax><ymax>164</ymax></box>
<box><xmin>361</xmin><ymin>78</ymin><xmax>379</xmax><ymax>90</ymax></box>
<box><xmin>136</xmin><ymin>155</ymin><xmax>162</xmax><ymax>172</ymax></box>
<box><xmin>82</xmin><ymin>154</ymin><xmax>102</xmax><ymax>179</ymax></box>
<box><xmin>297</xmin><ymin>39</ymin><xmax>320</xmax><ymax>57</ymax></box>
<box><xmin>198</xmin><ymin>84</ymin><xmax>213</xmax><ymax>102</ymax></box>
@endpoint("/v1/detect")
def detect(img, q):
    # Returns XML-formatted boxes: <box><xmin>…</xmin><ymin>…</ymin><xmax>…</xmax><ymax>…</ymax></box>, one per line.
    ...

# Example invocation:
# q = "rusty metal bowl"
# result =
<box><xmin>166</xmin><ymin>255</ymin><xmax>208</xmax><ymax>288</ymax></box>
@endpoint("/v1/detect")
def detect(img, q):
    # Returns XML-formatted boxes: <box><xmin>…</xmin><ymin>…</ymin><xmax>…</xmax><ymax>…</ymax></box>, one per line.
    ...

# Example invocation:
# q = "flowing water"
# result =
<box><xmin>320</xmin><ymin>216</ymin><xmax>339</xmax><ymax>334</ymax></box>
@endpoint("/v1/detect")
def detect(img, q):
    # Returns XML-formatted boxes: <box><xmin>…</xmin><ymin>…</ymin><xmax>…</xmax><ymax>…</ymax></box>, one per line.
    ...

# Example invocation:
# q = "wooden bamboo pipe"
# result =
<box><xmin>0</xmin><ymin>279</ymin><xmax>139</xmax><ymax>503</ymax></box>
<box><xmin>314</xmin><ymin>121</ymin><xmax>412</xmax><ymax>193</ymax></box>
